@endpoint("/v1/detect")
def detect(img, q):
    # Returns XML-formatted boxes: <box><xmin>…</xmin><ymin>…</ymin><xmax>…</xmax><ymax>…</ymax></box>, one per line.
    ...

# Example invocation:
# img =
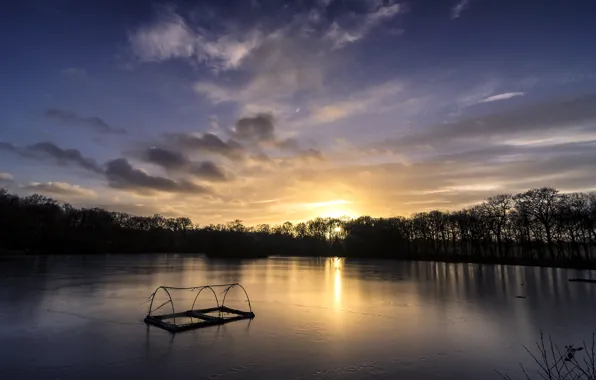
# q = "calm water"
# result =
<box><xmin>1</xmin><ymin>255</ymin><xmax>595</xmax><ymax>379</ymax></box>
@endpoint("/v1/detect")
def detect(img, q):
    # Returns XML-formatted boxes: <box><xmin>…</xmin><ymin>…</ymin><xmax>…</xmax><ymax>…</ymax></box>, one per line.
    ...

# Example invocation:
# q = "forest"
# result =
<box><xmin>1</xmin><ymin>187</ymin><xmax>596</xmax><ymax>268</ymax></box>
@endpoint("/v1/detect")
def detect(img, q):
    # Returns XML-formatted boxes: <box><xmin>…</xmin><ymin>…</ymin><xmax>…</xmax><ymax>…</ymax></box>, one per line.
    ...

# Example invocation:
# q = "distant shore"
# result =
<box><xmin>4</xmin><ymin>249</ymin><xmax>596</xmax><ymax>271</ymax></box>
<box><xmin>2</xmin><ymin>186</ymin><xmax>596</xmax><ymax>271</ymax></box>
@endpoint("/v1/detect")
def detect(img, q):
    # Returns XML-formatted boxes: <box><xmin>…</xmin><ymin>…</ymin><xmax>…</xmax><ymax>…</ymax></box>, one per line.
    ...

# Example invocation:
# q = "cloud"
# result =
<box><xmin>479</xmin><ymin>92</ymin><xmax>525</xmax><ymax>103</ymax></box>
<box><xmin>144</xmin><ymin>147</ymin><xmax>187</xmax><ymax>169</ymax></box>
<box><xmin>130</xmin><ymin>1</ymin><xmax>403</xmax><ymax>71</ymax></box>
<box><xmin>309</xmin><ymin>81</ymin><xmax>405</xmax><ymax>123</ymax></box>
<box><xmin>105</xmin><ymin>158</ymin><xmax>210</xmax><ymax>194</ymax></box>
<box><xmin>193</xmin><ymin>36</ymin><xmax>328</xmax><ymax>111</ymax></box>
<box><xmin>384</xmin><ymin>94</ymin><xmax>596</xmax><ymax>150</ymax></box>
<box><xmin>45</xmin><ymin>109</ymin><xmax>127</xmax><ymax>135</ymax></box>
<box><xmin>163</xmin><ymin>132</ymin><xmax>245</xmax><ymax>160</ymax></box>
<box><xmin>324</xmin><ymin>2</ymin><xmax>403</xmax><ymax>49</ymax></box>
<box><xmin>129</xmin><ymin>10</ymin><xmax>196</xmax><ymax>61</ymax></box>
<box><xmin>193</xmin><ymin>82</ymin><xmax>237</xmax><ymax>103</ymax></box>
<box><xmin>189</xmin><ymin>161</ymin><xmax>228</xmax><ymax>181</ymax></box>
<box><xmin>29</xmin><ymin>142</ymin><xmax>104</xmax><ymax>173</ymax></box>
<box><xmin>312</xmin><ymin>101</ymin><xmax>364</xmax><ymax>123</ymax></box>
<box><xmin>324</xmin><ymin>23</ymin><xmax>360</xmax><ymax>49</ymax></box>
<box><xmin>171</xmin><ymin>2</ymin><xmax>404</xmax><ymax>116</ymax></box>
<box><xmin>142</xmin><ymin>147</ymin><xmax>228</xmax><ymax>181</ymax></box>
<box><xmin>129</xmin><ymin>8</ymin><xmax>262</xmax><ymax>71</ymax></box>
<box><xmin>61</xmin><ymin>67</ymin><xmax>87</xmax><ymax>77</ymax></box>
<box><xmin>25</xmin><ymin>182</ymin><xmax>97</xmax><ymax>198</ymax></box>
<box><xmin>451</xmin><ymin>0</ymin><xmax>473</xmax><ymax>19</ymax></box>
<box><xmin>0</xmin><ymin>172</ymin><xmax>13</xmax><ymax>182</ymax></box>
<box><xmin>0</xmin><ymin>141</ymin><xmax>103</xmax><ymax>174</ymax></box>
<box><xmin>232</xmin><ymin>113</ymin><xmax>275</xmax><ymax>142</ymax></box>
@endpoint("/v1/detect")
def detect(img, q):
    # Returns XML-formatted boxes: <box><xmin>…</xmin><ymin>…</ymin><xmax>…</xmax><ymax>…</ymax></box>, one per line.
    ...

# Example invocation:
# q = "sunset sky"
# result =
<box><xmin>1</xmin><ymin>0</ymin><xmax>596</xmax><ymax>225</ymax></box>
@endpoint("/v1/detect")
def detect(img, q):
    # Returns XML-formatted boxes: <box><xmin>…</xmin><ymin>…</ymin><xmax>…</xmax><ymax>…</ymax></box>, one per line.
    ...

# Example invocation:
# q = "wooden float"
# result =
<box><xmin>144</xmin><ymin>283</ymin><xmax>255</xmax><ymax>333</ymax></box>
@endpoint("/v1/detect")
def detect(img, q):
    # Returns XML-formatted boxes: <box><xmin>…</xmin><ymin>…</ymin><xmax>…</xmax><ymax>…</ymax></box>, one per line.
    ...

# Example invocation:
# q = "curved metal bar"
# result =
<box><xmin>221</xmin><ymin>283</ymin><xmax>253</xmax><ymax>313</ymax></box>
<box><xmin>190</xmin><ymin>285</ymin><xmax>220</xmax><ymax>310</ymax></box>
<box><xmin>147</xmin><ymin>286</ymin><xmax>176</xmax><ymax>322</ymax></box>
<box><xmin>155</xmin><ymin>283</ymin><xmax>239</xmax><ymax>290</ymax></box>
<box><xmin>234</xmin><ymin>283</ymin><xmax>253</xmax><ymax>313</ymax></box>
<box><xmin>220</xmin><ymin>284</ymin><xmax>234</xmax><ymax>309</ymax></box>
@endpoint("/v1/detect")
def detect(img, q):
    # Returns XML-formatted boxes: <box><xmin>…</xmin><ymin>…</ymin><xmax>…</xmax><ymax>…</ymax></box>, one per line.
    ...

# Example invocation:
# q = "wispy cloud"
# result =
<box><xmin>194</xmin><ymin>33</ymin><xmax>329</xmax><ymax>109</ymax></box>
<box><xmin>140</xmin><ymin>1</ymin><xmax>405</xmax><ymax>116</ymax></box>
<box><xmin>451</xmin><ymin>0</ymin><xmax>473</xmax><ymax>19</ymax></box>
<box><xmin>479</xmin><ymin>92</ymin><xmax>525</xmax><ymax>103</ymax></box>
<box><xmin>309</xmin><ymin>81</ymin><xmax>406</xmax><ymax>123</ymax></box>
<box><xmin>325</xmin><ymin>2</ymin><xmax>403</xmax><ymax>49</ymax></box>
<box><xmin>129</xmin><ymin>8</ymin><xmax>262</xmax><ymax>71</ymax></box>
<box><xmin>382</xmin><ymin>94</ymin><xmax>596</xmax><ymax>151</ymax></box>
<box><xmin>0</xmin><ymin>172</ymin><xmax>13</xmax><ymax>182</ymax></box>
<box><xmin>45</xmin><ymin>109</ymin><xmax>127</xmax><ymax>135</ymax></box>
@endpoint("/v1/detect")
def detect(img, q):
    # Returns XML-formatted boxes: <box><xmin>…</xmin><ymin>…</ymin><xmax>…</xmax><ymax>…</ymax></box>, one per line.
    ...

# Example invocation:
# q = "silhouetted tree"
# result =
<box><xmin>1</xmin><ymin>187</ymin><xmax>596</xmax><ymax>268</ymax></box>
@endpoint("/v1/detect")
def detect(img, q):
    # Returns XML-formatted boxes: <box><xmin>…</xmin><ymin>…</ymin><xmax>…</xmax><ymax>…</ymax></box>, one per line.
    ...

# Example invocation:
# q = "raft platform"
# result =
<box><xmin>144</xmin><ymin>283</ymin><xmax>255</xmax><ymax>333</ymax></box>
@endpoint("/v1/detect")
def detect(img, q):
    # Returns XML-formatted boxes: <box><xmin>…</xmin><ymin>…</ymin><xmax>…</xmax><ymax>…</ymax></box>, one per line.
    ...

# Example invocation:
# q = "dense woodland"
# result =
<box><xmin>1</xmin><ymin>187</ymin><xmax>596</xmax><ymax>268</ymax></box>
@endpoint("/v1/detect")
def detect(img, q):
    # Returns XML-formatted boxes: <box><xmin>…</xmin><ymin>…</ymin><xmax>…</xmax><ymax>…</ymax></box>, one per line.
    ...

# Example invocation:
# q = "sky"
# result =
<box><xmin>1</xmin><ymin>0</ymin><xmax>596</xmax><ymax>225</ymax></box>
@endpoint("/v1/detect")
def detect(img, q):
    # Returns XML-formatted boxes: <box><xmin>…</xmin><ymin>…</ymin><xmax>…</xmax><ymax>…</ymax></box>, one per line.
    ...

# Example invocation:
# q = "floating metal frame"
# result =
<box><xmin>144</xmin><ymin>283</ymin><xmax>255</xmax><ymax>333</ymax></box>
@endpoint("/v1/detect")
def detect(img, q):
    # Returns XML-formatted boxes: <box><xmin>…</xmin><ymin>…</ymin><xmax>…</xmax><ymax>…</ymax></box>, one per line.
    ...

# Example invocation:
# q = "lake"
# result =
<box><xmin>0</xmin><ymin>255</ymin><xmax>595</xmax><ymax>379</ymax></box>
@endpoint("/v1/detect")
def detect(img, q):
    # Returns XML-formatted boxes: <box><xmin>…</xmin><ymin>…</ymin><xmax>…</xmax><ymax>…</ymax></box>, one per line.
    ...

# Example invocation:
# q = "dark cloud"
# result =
<box><xmin>0</xmin><ymin>141</ymin><xmax>103</xmax><ymax>174</ymax></box>
<box><xmin>105</xmin><ymin>158</ymin><xmax>209</xmax><ymax>194</ymax></box>
<box><xmin>143</xmin><ymin>147</ymin><xmax>228</xmax><ymax>181</ymax></box>
<box><xmin>145</xmin><ymin>147</ymin><xmax>187</xmax><ymax>169</ymax></box>
<box><xmin>189</xmin><ymin>161</ymin><xmax>227</xmax><ymax>181</ymax></box>
<box><xmin>164</xmin><ymin>132</ymin><xmax>245</xmax><ymax>160</ymax></box>
<box><xmin>231</xmin><ymin>115</ymin><xmax>308</xmax><ymax>154</ymax></box>
<box><xmin>385</xmin><ymin>94</ymin><xmax>596</xmax><ymax>150</ymax></box>
<box><xmin>233</xmin><ymin>113</ymin><xmax>275</xmax><ymax>142</ymax></box>
<box><xmin>1</xmin><ymin>140</ymin><xmax>224</xmax><ymax>193</ymax></box>
<box><xmin>45</xmin><ymin>108</ymin><xmax>127</xmax><ymax>135</ymax></box>
<box><xmin>29</xmin><ymin>142</ymin><xmax>104</xmax><ymax>173</ymax></box>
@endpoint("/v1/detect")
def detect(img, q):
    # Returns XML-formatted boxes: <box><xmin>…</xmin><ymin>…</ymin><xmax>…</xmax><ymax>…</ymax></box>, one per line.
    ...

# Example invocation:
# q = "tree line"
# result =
<box><xmin>1</xmin><ymin>187</ymin><xmax>596</xmax><ymax>268</ymax></box>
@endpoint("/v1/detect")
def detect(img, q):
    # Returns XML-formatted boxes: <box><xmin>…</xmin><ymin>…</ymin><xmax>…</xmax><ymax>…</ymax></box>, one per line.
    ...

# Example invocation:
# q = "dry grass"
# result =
<box><xmin>497</xmin><ymin>332</ymin><xmax>596</xmax><ymax>380</ymax></box>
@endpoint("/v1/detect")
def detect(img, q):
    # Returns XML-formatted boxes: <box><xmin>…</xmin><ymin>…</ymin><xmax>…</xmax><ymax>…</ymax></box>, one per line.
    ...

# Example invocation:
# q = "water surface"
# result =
<box><xmin>1</xmin><ymin>255</ymin><xmax>595</xmax><ymax>379</ymax></box>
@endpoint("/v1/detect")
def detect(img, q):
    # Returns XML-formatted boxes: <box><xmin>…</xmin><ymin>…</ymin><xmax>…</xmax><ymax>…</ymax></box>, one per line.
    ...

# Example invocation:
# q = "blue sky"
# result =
<box><xmin>1</xmin><ymin>0</ymin><xmax>596</xmax><ymax>224</ymax></box>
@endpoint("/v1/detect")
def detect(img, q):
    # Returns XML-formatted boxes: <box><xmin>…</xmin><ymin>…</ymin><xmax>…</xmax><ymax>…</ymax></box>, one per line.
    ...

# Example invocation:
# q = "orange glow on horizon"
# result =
<box><xmin>308</xmin><ymin>199</ymin><xmax>358</xmax><ymax>220</ymax></box>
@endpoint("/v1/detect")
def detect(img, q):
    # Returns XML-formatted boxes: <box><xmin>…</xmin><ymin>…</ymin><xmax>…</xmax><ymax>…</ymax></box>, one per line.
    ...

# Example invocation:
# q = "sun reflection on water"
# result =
<box><xmin>331</xmin><ymin>257</ymin><xmax>343</xmax><ymax>305</ymax></box>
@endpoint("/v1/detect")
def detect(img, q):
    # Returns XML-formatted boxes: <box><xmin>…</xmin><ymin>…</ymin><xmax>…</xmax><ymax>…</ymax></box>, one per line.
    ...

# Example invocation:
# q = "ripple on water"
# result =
<box><xmin>291</xmin><ymin>361</ymin><xmax>389</xmax><ymax>379</ymax></box>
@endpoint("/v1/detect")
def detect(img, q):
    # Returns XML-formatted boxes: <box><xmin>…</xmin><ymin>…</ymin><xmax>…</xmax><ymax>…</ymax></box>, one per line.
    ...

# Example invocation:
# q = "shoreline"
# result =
<box><xmin>3</xmin><ymin>250</ymin><xmax>596</xmax><ymax>271</ymax></box>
